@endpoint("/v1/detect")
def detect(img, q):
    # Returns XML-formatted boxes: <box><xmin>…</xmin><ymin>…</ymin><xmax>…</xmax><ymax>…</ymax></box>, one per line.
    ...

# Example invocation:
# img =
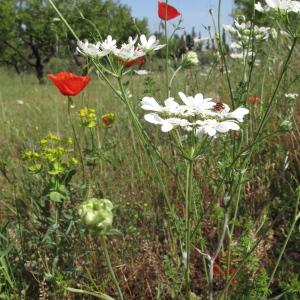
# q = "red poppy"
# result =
<box><xmin>213</xmin><ymin>256</ymin><xmax>238</xmax><ymax>285</ymax></box>
<box><xmin>48</xmin><ymin>72</ymin><xmax>91</xmax><ymax>96</ymax></box>
<box><xmin>248</xmin><ymin>96</ymin><xmax>260</xmax><ymax>104</ymax></box>
<box><xmin>125</xmin><ymin>56</ymin><xmax>145</xmax><ymax>68</ymax></box>
<box><xmin>158</xmin><ymin>1</ymin><xmax>181</xmax><ymax>21</ymax></box>
<box><xmin>101</xmin><ymin>113</ymin><xmax>116</xmax><ymax>126</ymax></box>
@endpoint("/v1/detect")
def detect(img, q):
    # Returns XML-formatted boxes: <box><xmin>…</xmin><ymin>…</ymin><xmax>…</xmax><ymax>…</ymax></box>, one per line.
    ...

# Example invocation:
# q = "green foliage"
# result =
<box><xmin>0</xmin><ymin>0</ymin><xmax>148</xmax><ymax>82</ymax></box>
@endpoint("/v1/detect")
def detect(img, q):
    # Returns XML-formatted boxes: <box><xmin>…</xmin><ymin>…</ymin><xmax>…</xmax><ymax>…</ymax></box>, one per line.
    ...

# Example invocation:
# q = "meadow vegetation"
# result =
<box><xmin>0</xmin><ymin>0</ymin><xmax>300</xmax><ymax>299</ymax></box>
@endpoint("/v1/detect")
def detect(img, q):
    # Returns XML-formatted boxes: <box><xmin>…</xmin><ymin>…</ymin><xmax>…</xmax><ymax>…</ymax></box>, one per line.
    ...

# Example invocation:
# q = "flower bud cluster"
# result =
<box><xmin>78</xmin><ymin>198</ymin><xmax>114</xmax><ymax>235</ymax></box>
<box><xmin>23</xmin><ymin>133</ymin><xmax>77</xmax><ymax>175</ymax></box>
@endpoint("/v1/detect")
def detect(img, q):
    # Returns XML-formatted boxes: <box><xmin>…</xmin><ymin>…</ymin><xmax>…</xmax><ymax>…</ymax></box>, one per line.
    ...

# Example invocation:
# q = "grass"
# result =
<box><xmin>0</xmin><ymin>35</ymin><xmax>300</xmax><ymax>299</ymax></box>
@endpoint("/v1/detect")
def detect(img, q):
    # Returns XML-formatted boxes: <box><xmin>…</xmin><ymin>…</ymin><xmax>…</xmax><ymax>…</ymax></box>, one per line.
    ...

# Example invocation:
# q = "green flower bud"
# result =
<box><xmin>182</xmin><ymin>51</ymin><xmax>199</xmax><ymax>68</ymax></box>
<box><xmin>78</xmin><ymin>198</ymin><xmax>114</xmax><ymax>234</ymax></box>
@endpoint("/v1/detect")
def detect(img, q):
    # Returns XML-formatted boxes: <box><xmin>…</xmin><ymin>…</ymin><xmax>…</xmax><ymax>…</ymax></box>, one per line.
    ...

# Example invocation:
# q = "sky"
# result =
<box><xmin>120</xmin><ymin>0</ymin><xmax>234</xmax><ymax>37</ymax></box>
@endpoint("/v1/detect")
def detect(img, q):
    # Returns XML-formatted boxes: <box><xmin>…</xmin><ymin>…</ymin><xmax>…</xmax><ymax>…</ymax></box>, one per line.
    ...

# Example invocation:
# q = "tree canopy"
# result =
<box><xmin>0</xmin><ymin>0</ymin><xmax>148</xmax><ymax>82</ymax></box>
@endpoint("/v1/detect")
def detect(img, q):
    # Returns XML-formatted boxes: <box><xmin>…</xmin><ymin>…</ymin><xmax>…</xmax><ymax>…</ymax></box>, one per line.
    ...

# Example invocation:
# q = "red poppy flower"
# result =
<box><xmin>125</xmin><ymin>56</ymin><xmax>145</xmax><ymax>68</ymax></box>
<box><xmin>101</xmin><ymin>113</ymin><xmax>116</xmax><ymax>126</ymax></box>
<box><xmin>158</xmin><ymin>1</ymin><xmax>181</xmax><ymax>21</ymax></box>
<box><xmin>48</xmin><ymin>72</ymin><xmax>91</xmax><ymax>96</ymax></box>
<box><xmin>248</xmin><ymin>96</ymin><xmax>260</xmax><ymax>104</ymax></box>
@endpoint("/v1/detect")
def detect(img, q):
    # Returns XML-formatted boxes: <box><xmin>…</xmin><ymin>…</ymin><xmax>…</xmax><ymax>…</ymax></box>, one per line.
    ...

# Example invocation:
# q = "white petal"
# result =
<box><xmin>140</xmin><ymin>34</ymin><xmax>147</xmax><ymax>46</ymax></box>
<box><xmin>144</xmin><ymin>113</ymin><xmax>164</xmax><ymax>125</ymax></box>
<box><xmin>178</xmin><ymin>92</ymin><xmax>191</xmax><ymax>106</ymax></box>
<box><xmin>161</xmin><ymin>122</ymin><xmax>174</xmax><ymax>132</ymax></box>
<box><xmin>217</xmin><ymin>121</ymin><xmax>240</xmax><ymax>133</ymax></box>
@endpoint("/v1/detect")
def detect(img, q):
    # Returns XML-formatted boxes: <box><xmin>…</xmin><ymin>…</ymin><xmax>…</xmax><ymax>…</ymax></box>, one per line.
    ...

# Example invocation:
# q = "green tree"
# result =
<box><xmin>0</xmin><ymin>0</ymin><xmax>148</xmax><ymax>83</ymax></box>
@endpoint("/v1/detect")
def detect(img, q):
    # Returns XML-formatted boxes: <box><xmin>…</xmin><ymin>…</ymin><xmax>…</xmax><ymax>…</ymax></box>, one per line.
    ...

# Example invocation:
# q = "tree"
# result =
<box><xmin>0</xmin><ymin>0</ymin><xmax>148</xmax><ymax>83</ymax></box>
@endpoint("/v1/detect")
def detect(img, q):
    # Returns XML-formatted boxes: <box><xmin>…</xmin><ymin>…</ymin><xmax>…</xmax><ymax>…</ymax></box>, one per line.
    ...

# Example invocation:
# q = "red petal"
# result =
<box><xmin>158</xmin><ymin>1</ymin><xmax>181</xmax><ymax>21</ymax></box>
<box><xmin>48</xmin><ymin>72</ymin><xmax>91</xmax><ymax>96</ymax></box>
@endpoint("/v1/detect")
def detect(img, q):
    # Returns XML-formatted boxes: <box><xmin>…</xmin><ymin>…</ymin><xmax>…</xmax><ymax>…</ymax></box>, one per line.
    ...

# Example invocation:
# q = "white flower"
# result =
<box><xmin>144</xmin><ymin>113</ymin><xmax>191</xmax><ymax>132</ymax></box>
<box><xmin>141</xmin><ymin>97</ymin><xmax>180</xmax><ymax>113</ymax></box>
<box><xmin>195</xmin><ymin>119</ymin><xmax>240</xmax><ymax>137</ymax></box>
<box><xmin>135</xmin><ymin>70</ymin><xmax>149</xmax><ymax>76</ymax></box>
<box><xmin>141</xmin><ymin>92</ymin><xmax>249</xmax><ymax>138</ymax></box>
<box><xmin>99</xmin><ymin>35</ymin><xmax>117</xmax><ymax>55</ymax></box>
<box><xmin>178</xmin><ymin>92</ymin><xmax>215</xmax><ymax>115</ymax></box>
<box><xmin>16</xmin><ymin>100</ymin><xmax>24</xmax><ymax>105</ymax></box>
<box><xmin>138</xmin><ymin>35</ymin><xmax>165</xmax><ymax>52</ymax></box>
<box><xmin>77</xmin><ymin>40</ymin><xmax>104</xmax><ymax>57</ymax></box>
<box><xmin>285</xmin><ymin>93</ymin><xmax>299</xmax><ymax>99</ymax></box>
<box><xmin>256</xmin><ymin>0</ymin><xmax>300</xmax><ymax>13</ymax></box>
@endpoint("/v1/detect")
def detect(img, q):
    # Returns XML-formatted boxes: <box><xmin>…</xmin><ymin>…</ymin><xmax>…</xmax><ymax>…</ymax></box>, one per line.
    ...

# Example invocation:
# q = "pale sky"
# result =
<box><xmin>119</xmin><ymin>0</ymin><xmax>234</xmax><ymax>36</ymax></box>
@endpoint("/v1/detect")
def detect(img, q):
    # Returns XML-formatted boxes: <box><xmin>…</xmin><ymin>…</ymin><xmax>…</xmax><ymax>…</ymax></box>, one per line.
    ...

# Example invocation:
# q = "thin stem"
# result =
<box><xmin>100</xmin><ymin>236</ymin><xmax>124</xmax><ymax>300</ymax></box>
<box><xmin>209</xmin><ymin>210</ymin><xmax>229</xmax><ymax>300</ymax></box>
<box><xmin>67</xmin><ymin>97</ymin><xmax>86</xmax><ymax>181</ymax></box>
<box><xmin>165</xmin><ymin>0</ymin><xmax>169</xmax><ymax>97</ymax></box>
<box><xmin>184</xmin><ymin>155</ymin><xmax>194</xmax><ymax>299</ymax></box>
<box><xmin>168</xmin><ymin>66</ymin><xmax>182</xmax><ymax>97</ymax></box>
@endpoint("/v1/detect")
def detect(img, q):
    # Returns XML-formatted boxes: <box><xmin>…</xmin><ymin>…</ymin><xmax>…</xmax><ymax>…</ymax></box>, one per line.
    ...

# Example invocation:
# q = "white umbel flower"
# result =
<box><xmin>138</xmin><ymin>35</ymin><xmax>165</xmax><ymax>52</ymax></box>
<box><xmin>77</xmin><ymin>41</ymin><xmax>104</xmax><ymax>57</ymax></box>
<box><xmin>256</xmin><ymin>0</ymin><xmax>300</xmax><ymax>13</ymax></box>
<box><xmin>141</xmin><ymin>92</ymin><xmax>249</xmax><ymax>138</ymax></box>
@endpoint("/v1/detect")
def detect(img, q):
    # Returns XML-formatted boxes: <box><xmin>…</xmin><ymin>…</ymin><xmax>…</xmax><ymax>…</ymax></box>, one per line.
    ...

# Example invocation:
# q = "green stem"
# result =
<box><xmin>184</xmin><ymin>155</ymin><xmax>194</xmax><ymax>299</ymax></box>
<box><xmin>100</xmin><ymin>236</ymin><xmax>124</xmax><ymax>300</ymax></box>
<box><xmin>67</xmin><ymin>97</ymin><xmax>86</xmax><ymax>181</ymax></box>
<box><xmin>165</xmin><ymin>0</ymin><xmax>169</xmax><ymax>97</ymax></box>
<box><xmin>168</xmin><ymin>66</ymin><xmax>182</xmax><ymax>97</ymax></box>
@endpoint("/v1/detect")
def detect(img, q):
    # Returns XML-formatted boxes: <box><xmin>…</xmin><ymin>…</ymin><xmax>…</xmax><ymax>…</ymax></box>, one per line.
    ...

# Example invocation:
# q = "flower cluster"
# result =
<box><xmin>77</xmin><ymin>34</ymin><xmax>165</xmax><ymax>63</ymax></box>
<box><xmin>23</xmin><ymin>133</ymin><xmax>77</xmax><ymax>174</ymax></box>
<box><xmin>79</xmin><ymin>107</ymin><xmax>97</xmax><ymax>128</ymax></box>
<box><xmin>255</xmin><ymin>0</ymin><xmax>300</xmax><ymax>13</ymax></box>
<box><xmin>78</xmin><ymin>198</ymin><xmax>114</xmax><ymax>235</ymax></box>
<box><xmin>224</xmin><ymin>17</ymin><xmax>276</xmax><ymax>60</ymax></box>
<box><xmin>141</xmin><ymin>92</ymin><xmax>249</xmax><ymax>138</ymax></box>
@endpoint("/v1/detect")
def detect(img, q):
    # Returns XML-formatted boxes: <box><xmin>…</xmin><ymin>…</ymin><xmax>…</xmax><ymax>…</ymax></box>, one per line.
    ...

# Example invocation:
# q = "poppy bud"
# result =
<box><xmin>78</xmin><ymin>198</ymin><xmax>114</xmax><ymax>234</ymax></box>
<box><xmin>101</xmin><ymin>113</ymin><xmax>116</xmax><ymax>126</ymax></box>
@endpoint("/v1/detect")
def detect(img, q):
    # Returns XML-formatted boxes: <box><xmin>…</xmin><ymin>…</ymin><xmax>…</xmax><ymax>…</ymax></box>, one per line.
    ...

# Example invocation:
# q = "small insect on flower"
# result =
<box><xmin>248</xmin><ymin>96</ymin><xmax>261</xmax><ymax>104</ymax></box>
<box><xmin>48</xmin><ymin>72</ymin><xmax>91</xmax><ymax>97</ymax></box>
<box><xmin>158</xmin><ymin>1</ymin><xmax>181</xmax><ymax>20</ymax></box>
<box><xmin>101</xmin><ymin>113</ymin><xmax>116</xmax><ymax>126</ymax></box>
<box><xmin>214</xmin><ymin>102</ymin><xmax>226</xmax><ymax>112</ymax></box>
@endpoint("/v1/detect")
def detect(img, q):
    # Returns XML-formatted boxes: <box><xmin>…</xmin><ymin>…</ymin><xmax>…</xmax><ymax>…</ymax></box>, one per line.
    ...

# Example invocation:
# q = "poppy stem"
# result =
<box><xmin>165</xmin><ymin>0</ymin><xmax>169</xmax><ymax>97</ymax></box>
<box><xmin>67</xmin><ymin>97</ymin><xmax>86</xmax><ymax>183</ymax></box>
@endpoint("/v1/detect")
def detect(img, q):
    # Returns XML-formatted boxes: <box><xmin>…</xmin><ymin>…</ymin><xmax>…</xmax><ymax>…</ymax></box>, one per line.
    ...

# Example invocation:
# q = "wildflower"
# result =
<box><xmin>101</xmin><ymin>113</ymin><xmax>116</xmax><ymax>126</ymax></box>
<box><xmin>255</xmin><ymin>0</ymin><xmax>300</xmax><ymax>13</ymax></box>
<box><xmin>16</xmin><ymin>100</ymin><xmax>24</xmax><ymax>105</ymax></box>
<box><xmin>69</xmin><ymin>157</ymin><xmax>78</xmax><ymax>166</ymax></box>
<box><xmin>77</xmin><ymin>41</ymin><xmax>103</xmax><ymax>57</ymax></box>
<box><xmin>48</xmin><ymin>72</ymin><xmax>91</xmax><ymax>97</ymax></box>
<box><xmin>99</xmin><ymin>35</ymin><xmax>117</xmax><ymax>55</ymax></box>
<box><xmin>158</xmin><ymin>1</ymin><xmax>181</xmax><ymax>20</ymax></box>
<box><xmin>285</xmin><ymin>93</ymin><xmax>298</xmax><ymax>100</ymax></box>
<box><xmin>135</xmin><ymin>70</ymin><xmax>149</xmax><ymax>76</ymax></box>
<box><xmin>138</xmin><ymin>35</ymin><xmax>165</xmax><ymax>53</ymax></box>
<box><xmin>248</xmin><ymin>96</ymin><xmax>261</xmax><ymax>104</ymax></box>
<box><xmin>78</xmin><ymin>198</ymin><xmax>114</xmax><ymax>234</ymax></box>
<box><xmin>79</xmin><ymin>107</ymin><xmax>97</xmax><ymax>128</ymax></box>
<box><xmin>182</xmin><ymin>51</ymin><xmax>199</xmax><ymax>68</ymax></box>
<box><xmin>141</xmin><ymin>92</ymin><xmax>249</xmax><ymax>138</ymax></box>
<box><xmin>125</xmin><ymin>56</ymin><xmax>145</xmax><ymax>68</ymax></box>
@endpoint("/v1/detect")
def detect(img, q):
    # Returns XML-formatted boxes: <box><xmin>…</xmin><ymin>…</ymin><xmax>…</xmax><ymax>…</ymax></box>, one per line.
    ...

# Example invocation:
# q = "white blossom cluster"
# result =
<box><xmin>224</xmin><ymin>18</ymin><xmax>276</xmax><ymax>60</ymax></box>
<box><xmin>141</xmin><ymin>92</ymin><xmax>249</xmax><ymax>138</ymax></box>
<box><xmin>255</xmin><ymin>0</ymin><xmax>300</xmax><ymax>13</ymax></box>
<box><xmin>77</xmin><ymin>35</ymin><xmax>165</xmax><ymax>62</ymax></box>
